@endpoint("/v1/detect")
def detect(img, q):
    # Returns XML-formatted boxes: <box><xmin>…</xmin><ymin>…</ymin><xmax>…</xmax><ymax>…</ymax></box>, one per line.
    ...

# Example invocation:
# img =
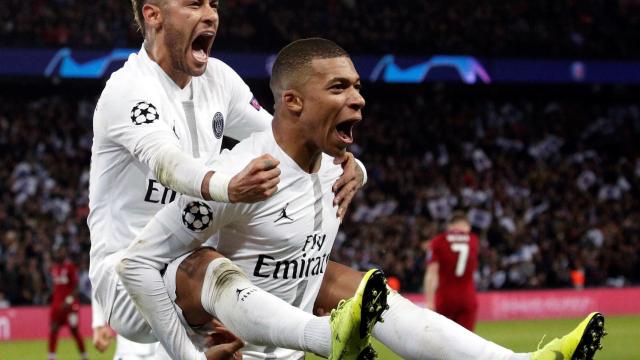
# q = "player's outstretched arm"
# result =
<box><xmin>97</xmin><ymin>84</ymin><xmax>217</xmax><ymax>201</ymax></box>
<box><xmin>139</xmin><ymin>134</ymin><xmax>281</xmax><ymax>204</ymax></box>
<box><xmin>117</xmin><ymin>197</ymin><xmax>225</xmax><ymax>360</ymax></box>
<box><xmin>424</xmin><ymin>262</ymin><xmax>439</xmax><ymax>310</ymax></box>
<box><xmin>118</xmin><ymin>254</ymin><xmax>207</xmax><ymax>360</ymax></box>
<box><xmin>204</xmin><ymin>339</ymin><xmax>243</xmax><ymax>360</ymax></box>
<box><xmin>205</xmin><ymin>154</ymin><xmax>280</xmax><ymax>203</ymax></box>
<box><xmin>90</xmin><ymin>294</ymin><xmax>113</xmax><ymax>352</ymax></box>
<box><xmin>92</xmin><ymin>326</ymin><xmax>113</xmax><ymax>353</ymax></box>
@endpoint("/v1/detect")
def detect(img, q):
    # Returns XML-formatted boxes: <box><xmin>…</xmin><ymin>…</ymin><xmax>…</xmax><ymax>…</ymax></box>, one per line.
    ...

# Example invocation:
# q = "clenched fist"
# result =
<box><xmin>228</xmin><ymin>154</ymin><xmax>280</xmax><ymax>203</ymax></box>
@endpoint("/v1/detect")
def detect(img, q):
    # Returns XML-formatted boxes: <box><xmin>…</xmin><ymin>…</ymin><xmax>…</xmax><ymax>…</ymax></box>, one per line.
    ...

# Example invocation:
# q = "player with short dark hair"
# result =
<box><xmin>48</xmin><ymin>247</ymin><xmax>87</xmax><ymax>360</ymax></box>
<box><xmin>424</xmin><ymin>211</ymin><xmax>479</xmax><ymax>330</ymax></box>
<box><xmin>118</xmin><ymin>36</ymin><xmax>386</xmax><ymax>360</ymax></box>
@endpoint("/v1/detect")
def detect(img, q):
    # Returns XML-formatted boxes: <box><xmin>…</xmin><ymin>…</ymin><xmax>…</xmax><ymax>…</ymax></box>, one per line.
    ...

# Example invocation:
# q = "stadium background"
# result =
<box><xmin>1</xmin><ymin>0</ymin><xmax>640</xmax><ymax>358</ymax></box>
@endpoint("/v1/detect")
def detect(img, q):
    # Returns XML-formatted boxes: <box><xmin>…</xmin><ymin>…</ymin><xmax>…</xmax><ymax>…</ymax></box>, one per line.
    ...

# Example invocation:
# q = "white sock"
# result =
<box><xmin>47</xmin><ymin>353</ymin><xmax>56</xmax><ymax>360</ymax></box>
<box><xmin>200</xmin><ymin>258</ymin><xmax>331</xmax><ymax>357</ymax></box>
<box><xmin>372</xmin><ymin>290</ymin><xmax>516</xmax><ymax>360</ymax></box>
<box><xmin>304</xmin><ymin>316</ymin><xmax>331</xmax><ymax>357</ymax></box>
<box><xmin>510</xmin><ymin>355</ymin><xmax>531</xmax><ymax>360</ymax></box>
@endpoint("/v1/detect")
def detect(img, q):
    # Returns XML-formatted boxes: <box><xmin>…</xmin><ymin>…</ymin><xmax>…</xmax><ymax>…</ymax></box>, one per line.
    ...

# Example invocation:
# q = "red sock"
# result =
<box><xmin>48</xmin><ymin>328</ymin><xmax>59</xmax><ymax>353</ymax></box>
<box><xmin>70</xmin><ymin>328</ymin><xmax>86</xmax><ymax>353</ymax></box>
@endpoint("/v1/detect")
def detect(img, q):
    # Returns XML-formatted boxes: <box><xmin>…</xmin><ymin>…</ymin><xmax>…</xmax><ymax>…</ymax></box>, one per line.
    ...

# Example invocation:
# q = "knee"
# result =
<box><xmin>177</xmin><ymin>247</ymin><xmax>227</xmax><ymax>284</ymax></box>
<box><xmin>200</xmin><ymin>257</ymin><xmax>250</xmax><ymax>303</ymax></box>
<box><xmin>205</xmin><ymin>257</ymin><xmax>248</xmax><ymax>288</ymax></box>
<box><xmin>182</xmin><ymin>247</ymin><xmax>224</xmax><ymax>269</ymax></box>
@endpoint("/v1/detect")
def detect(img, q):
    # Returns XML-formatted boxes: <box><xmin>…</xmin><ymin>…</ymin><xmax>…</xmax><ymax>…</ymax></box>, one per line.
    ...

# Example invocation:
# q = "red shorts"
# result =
<box><xmin>435</xmin><ymin>295</ymin><xmax>478</xmax><ymax>331</ymax></box>
<box><xmin>50</xmin><ymin>301</ymin><xmax>80</xmax><ymax>327</ymax></box>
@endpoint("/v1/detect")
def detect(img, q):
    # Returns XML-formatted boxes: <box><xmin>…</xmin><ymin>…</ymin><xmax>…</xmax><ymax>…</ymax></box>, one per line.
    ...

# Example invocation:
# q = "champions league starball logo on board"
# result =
<box><xmin>130</xmin><ymin>101</ymin><xmax>159</xmax><ymax>125</ymax></box>
<box><xmin>182</xmin><ymin>201</ymin><xmax>213</xmax><ymax>232</ymax></box>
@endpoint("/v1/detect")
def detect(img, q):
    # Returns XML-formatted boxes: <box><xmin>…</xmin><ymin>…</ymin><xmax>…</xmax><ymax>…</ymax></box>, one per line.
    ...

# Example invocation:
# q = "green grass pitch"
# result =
<box><xmin>0</xmin><ymin>315</ymin><xmax>637</xmax><ymax>359</ymax></box>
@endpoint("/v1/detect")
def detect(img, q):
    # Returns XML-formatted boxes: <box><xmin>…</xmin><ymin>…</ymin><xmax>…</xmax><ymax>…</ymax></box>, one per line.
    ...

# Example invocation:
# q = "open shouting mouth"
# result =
<box><xmin>335</xmin><ymin>117</ymin><xmax>361</xmax><ymax>145</ymax></box>
<box><xmin>191</xmin><ymin>31</ymin><xmax>215</xmax><ymax>64</ymax></box>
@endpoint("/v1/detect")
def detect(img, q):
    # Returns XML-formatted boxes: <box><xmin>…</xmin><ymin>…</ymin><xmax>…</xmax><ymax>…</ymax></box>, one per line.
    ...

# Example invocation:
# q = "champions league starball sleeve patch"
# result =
<box><xmin>130</xmin><ymin>101</ymin><xmax>159</xmax><ymax>125</ymax></box>
<box><xmin>182</xmin><ymin>201</ymin><xmax>213</xmax><ymax>232</ymax></box>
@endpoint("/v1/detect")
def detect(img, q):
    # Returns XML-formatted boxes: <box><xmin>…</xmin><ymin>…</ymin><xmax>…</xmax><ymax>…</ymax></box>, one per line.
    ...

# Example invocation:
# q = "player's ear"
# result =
<box><xmin>143</xmin><ymin>2</ymin><xmax>163</xmax><ymax>32</ymax></box>
<box><xmin>282</xmin><ymin>89</ymin><xmax>303</xmax><ymax>114</ymax></box>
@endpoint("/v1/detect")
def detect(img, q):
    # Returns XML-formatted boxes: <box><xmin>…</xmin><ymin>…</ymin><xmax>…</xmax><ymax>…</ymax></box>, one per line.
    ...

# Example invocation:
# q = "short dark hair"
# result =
<box><xmin>448</xmin><ymin>211</ymin><xmax>468</xmax><ymax>226</ymax></box>
<box><xmin>270</xmin><ymin>38</ymin><xmax>349</xmax><ymax>103</ymax></box>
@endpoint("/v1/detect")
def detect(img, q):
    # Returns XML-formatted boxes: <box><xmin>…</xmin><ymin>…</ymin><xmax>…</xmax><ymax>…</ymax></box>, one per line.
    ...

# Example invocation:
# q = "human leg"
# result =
<box><xmin>65</xmin><ymin>305</ymin><xmax>88</xmax><ymax>359</ymax></box>
<box><xmin>48</xmin><ymin>305</ymin><xmax>65</xmax><ymax>360</ymax></box>
<box><xmin>107</xmin><ymin>281</ymin><xmax>157</xmax><ymax>344</ymax></box>
<box><xmin>317</xmin><ymin>261</ymin><xmax>605</xmax><ymax>360</ymax></box>
<box><xmin>530</xmin><ymin>312</ymin><xmax>606</xmax><ymax>360</ymax></box>
<box><xmin>455</xmin><ymin>300</ymin><xmax>478</xmax><ymax>332</ymax></box>
<box><xmin>171</xmin><ymin>247</ymin><xmax>387</xmax><ymax>359</ymax></box>
<box><xmin>48</xmin><ymin>320</ymin><xmax>60</xmax><ymax>360</ymax></box>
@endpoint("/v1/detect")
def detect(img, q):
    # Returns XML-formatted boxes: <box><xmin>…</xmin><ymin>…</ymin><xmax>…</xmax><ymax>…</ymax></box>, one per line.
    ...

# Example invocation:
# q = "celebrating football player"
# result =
<box><xmin>89</xmin><ymin>0</ymin><xmax>367</xmax><ymax>358</ymax></box>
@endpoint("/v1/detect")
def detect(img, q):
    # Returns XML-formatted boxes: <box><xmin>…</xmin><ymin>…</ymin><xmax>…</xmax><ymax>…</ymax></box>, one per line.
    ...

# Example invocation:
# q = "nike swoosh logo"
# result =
<box><xmin>553</xmin><ymin>350</ymin><xmax>564</xmax><ymax>360</ymax></box>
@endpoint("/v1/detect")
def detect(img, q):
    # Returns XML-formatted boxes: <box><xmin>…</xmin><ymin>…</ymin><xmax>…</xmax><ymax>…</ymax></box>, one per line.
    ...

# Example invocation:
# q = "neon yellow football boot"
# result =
<box><xmin>329</xmin><ymin>269</ymin><xmax>388</xmax><ymax>360</ymax></box>
<box><xmin>530</xmin><ymin>312</ymin><xmax>606</xmax><ymax>360</ymax></box>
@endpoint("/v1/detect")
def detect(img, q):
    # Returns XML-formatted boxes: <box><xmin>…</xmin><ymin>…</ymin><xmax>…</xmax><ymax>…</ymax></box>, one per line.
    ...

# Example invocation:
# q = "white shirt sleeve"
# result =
<box><xmin>91</xmin><ymin>290</ymin><xmax>106</xmax><ymax>329</ymax></box>
<box><xmin>117</xmin><ymin>195</ymin><xmax>239</xmax><ymax>360</ymax></box>
<box><xmin>97</xmin><ymin>81</ymin><xmax>211</xmax><ymax>198</ymax></box>
<box><xmin>219</xmin><ymin>62</ymin><xmax>272</xmax><ymax>140</ymax></box>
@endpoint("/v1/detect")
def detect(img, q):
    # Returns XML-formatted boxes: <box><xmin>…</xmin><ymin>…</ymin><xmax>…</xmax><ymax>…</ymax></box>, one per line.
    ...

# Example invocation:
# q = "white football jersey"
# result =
<box><xmin>143</xmin><ymin>129</ymin><xmax>343</xmax><ymax>359</ymax></box>
<box><xmin>88</xmin><ymin>46</ymin><xmax>271</xmax><ymax>318</ymax></box>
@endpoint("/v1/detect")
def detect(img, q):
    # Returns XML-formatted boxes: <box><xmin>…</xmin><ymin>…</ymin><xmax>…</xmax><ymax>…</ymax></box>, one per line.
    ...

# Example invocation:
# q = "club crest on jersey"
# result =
<box><xmin>212</xmin><ymin>112</ymin><xmax>224</xmax><ymax>139</ymax></box>
<box><xmin>130</xmin><ymin>101</ymin><xmax>159</xmax><ymax>125</ymax></box>
<box><xmin>182</xmin><ymin>201</ymin><xmax>213</xmax><ymax>232</ymax></box>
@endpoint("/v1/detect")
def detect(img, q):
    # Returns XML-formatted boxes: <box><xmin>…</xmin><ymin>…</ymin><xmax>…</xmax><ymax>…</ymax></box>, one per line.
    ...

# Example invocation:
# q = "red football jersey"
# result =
<box><xmin>427</xmin><ymin>229</ymin><xmax>479</xmax><ymax>298</ymax></box>
<box><xmin>51</xmin><ymin>261</ymin><xmax>78</xmax><ymax>305</ymax></box>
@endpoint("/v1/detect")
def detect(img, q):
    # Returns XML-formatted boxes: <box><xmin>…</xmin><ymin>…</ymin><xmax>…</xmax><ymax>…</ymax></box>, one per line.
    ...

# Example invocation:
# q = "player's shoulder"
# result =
<box><xmin>320</xmin><ymin>153</ymin><xmax>344</xmax><ymax>176</ymax></box>
<box><xmin>212</xmin><ymin>130</ymin><xmax>273</xmax><ymax>172</ymax></box>
<box><xmin>101</xmin><ymin>74</ymin><xmax>161</xmax><ymax>104</ymax></box>
<box><xmin>99</xmin><ymin>53</ymin><xmax>163</xmax><ymax>105</ymax></box>
<box><xmin>431</xmin><ymin>232</ymin><xmax>447</xmax><ymax>246</ymax></box>
<box><xmin>205</xmin><ymin>57</ymin><xmax>239</xmax><ymax>76</ymax></box>
<box><xmin>202</xmin><ymin>57</ymin><xmax>244</xmax><ymax>86</ymax></box>
<box><xmin>231</xmin><ymin>129</ymin><xmax>273</xmax><ymax>155</ymax></box>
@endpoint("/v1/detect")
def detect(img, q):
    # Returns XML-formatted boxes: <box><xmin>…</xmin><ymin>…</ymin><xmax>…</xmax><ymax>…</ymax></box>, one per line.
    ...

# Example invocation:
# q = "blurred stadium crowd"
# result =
<box><xmin>0</xmin><ymin>95</ymin><xmax>94</xmax><ymax>306</ymax></box>
<box><xmin>1</xmin><ymin>0</ymin><xmax>640</xmax><ymax>57</ymax></box>
<box><xmin>334</xmin><ymin>89</ymin><xmax>640</xmax><ymax>291</ymax></box>
<box><xmin>1</xmin><ymin>88</ymin><xmax>638</xmax><ymax>306</ymax></box>
<box><xmin>1</xmin><ymin>0</ymin><xmax>640</xmax><ymax>307</ymax></box>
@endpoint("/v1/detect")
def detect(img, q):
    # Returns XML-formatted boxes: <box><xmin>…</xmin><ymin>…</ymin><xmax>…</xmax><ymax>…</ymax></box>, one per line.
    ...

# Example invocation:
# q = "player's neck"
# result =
<box><xmin>272</xmin><ymin>119</ymin><xmax>321</xmax><ymax>173</ymax></box>
<box><xmin>144</xmin><ymin>41</ymin><xmax>191</xmax><ymax>88</ymax></box>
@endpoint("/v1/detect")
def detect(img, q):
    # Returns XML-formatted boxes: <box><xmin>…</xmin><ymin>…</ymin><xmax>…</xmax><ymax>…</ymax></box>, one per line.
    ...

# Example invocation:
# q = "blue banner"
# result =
<box><xmin>1</xmin><ymin>47</ymin><xmax>639</xmax><ymax>84</ymax></box>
